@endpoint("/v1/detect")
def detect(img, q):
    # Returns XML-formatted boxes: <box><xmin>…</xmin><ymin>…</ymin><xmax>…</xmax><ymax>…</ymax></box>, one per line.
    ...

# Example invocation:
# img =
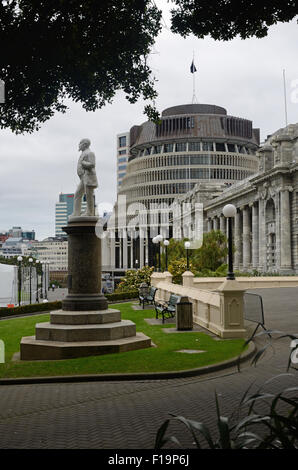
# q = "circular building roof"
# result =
<box><xmin>162</xmin><ymin>104</ymin><xmax>227</xmax><ymax>117</ymax></box>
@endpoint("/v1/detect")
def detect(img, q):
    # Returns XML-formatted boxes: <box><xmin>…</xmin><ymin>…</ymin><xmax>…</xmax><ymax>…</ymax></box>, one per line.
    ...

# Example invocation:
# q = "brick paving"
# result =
<box><xmin>0</xmin><ymin>287</ymin><xmax>297</xmax><ymax>449</ymax></box>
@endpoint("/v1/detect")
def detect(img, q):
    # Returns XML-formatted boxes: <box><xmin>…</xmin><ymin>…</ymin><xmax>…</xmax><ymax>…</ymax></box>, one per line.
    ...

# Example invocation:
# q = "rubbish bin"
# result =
<box><xmin>176</xmin><ymin>296</ymin><xmax>193</xmax><ymax>331</ymax></box>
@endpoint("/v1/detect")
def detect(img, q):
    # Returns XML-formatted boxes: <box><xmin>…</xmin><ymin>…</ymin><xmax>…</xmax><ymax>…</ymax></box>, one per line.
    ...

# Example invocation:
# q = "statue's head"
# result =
<box><xmin>79</xmin><ymin>138</ymin><xmax>91</xmax><ymax>151</ymax></box>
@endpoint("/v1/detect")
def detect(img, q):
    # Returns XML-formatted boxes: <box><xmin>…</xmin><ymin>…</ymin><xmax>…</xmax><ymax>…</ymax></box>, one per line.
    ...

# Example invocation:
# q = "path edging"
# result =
<box><xmin>0</xmin><ymin>342</ymin><xmax>255</xmax><ymax>385</ymax></box>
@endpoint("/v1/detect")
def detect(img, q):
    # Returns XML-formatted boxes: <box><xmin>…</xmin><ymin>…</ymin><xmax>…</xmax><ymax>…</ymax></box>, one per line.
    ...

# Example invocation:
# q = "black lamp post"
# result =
<box><xmin>184</xmin><ymin>241</ymin><xmax>191</xmax><ymax>270</ymax></box>
<box><xmin>35</xmin><ymin>259</ymin><xmax>40</xmax><ymax>303</ymax></box>
<box><xmin>17</xmin><ymin>256</ymin><xmax>23</xmax><ymax>306</ymax></box>
<box><xmin>40</xmin><ymin>261</ymin><xmax>44</xmax><ymax>299</ymax></box>
<box><xmin>152</xmin><ymin>234</ymin><xmax>163</xmax><ymax>272</ymax></box>
<box><xmin>223</xmin><ymin>204</ymin><xmax>237</xmax><ymax>280</ymax></box>
<box><xmin>164</xmin><ymin>239</ymin><xmax>169</xmax><ymax>271</ymax></box>
<box><xmin>29</xmin><ymin>257</ymin><xmax>33</xmax><ymax>304</ymax></box>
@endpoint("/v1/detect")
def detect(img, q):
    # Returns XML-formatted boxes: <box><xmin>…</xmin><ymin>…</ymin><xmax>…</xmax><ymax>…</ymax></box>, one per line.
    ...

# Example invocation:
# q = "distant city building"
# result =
<box><xmin>25</xmin><ymin>237</ymin><xmax>68</xmax><ymax>272</ymax></box>
<box><xmin>0</xmin><ymin>226</ymin><xmax>36</xmax><ymax>258</ymax></box>
<box><xmin>7</xmin><ymin>226</ymin><xmax>35</xmax><ymax>240</ymax></box>
<box><xmin>0</xmin><ymin>237</ymin><xmax>30</xmax><ymax>259</ymax></box>
<box><xmin>55</xmin><ymin>193</ymin><xmax>87</xmax><ymax>236</ymax></box>
<box><xmin>116</xmin><ymin>132</ymin><xmax>130</xmax><ymax>190</ymax></box>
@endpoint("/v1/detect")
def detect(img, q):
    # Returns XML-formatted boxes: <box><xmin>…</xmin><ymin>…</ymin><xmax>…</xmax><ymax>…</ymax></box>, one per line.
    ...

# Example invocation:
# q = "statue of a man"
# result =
<box><xmin>72</xmin><ymin>138</ymin><xmax>98</xmax><ymax>217</ymax></box>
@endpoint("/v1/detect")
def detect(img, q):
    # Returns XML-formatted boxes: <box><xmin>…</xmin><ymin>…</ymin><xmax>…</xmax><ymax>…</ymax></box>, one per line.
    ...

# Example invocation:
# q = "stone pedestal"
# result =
<box><xmin>20</xmin><ymin>217</ymin><xmax>151</xmax><ymax>361</ymax></box>
<box><xmin>62</xmin><ymin>216</ymin><xmax>108</xmax><ymax>311</ymax></box>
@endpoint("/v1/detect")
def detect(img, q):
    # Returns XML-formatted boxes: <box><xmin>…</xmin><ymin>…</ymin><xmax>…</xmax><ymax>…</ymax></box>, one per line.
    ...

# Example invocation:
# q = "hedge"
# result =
<box><xmin>0</xmin><ymin>291</ymin><xmax>139</xmax><ymax>318</ymax></box>
<box><xmin>0</xmin><ymin>301</ymin><xmax>62</xmax><ymax>318</ymax></box>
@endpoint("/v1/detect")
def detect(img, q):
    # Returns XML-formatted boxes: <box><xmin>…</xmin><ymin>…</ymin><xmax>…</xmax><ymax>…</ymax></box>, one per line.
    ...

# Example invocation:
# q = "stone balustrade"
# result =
<box><xmin>151</xmin><ymin>272</ymin><xmax>246</xmax><ymax>339</ymax></box>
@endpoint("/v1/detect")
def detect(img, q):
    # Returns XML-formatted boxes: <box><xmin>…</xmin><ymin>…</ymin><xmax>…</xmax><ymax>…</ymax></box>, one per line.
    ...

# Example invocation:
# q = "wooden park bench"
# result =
<box><xmin>139</xmin><ymin>286</ymin><xmax>157</xmax><ymax>309</ymax></box>
<box><xmin>155</xmin><ymin>294</ymin><xmax>181</xmax><ymax>324</ymax></box>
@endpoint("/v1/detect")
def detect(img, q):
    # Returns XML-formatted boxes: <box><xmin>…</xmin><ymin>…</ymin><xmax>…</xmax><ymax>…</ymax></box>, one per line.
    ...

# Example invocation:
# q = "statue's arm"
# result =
<box><xmin>82</xmin><ymin>152</ymin><xmax>95</xmax><ymax>170</ymax></box>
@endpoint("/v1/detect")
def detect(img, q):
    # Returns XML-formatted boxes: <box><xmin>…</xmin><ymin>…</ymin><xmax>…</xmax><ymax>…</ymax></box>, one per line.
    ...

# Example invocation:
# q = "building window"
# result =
<box><xmin>118</xmin><ymin>165</ymin><xmax>127</xmax><ymax>171</ymax></box>
<box><xmin>176</xmin><ymin>142</ymin><xmax>187</xmax><ymax>152</ymax></box>
<box><xmin>215</xmin><ymin>142</ymin><xmax>225</xmax><ymax>152</ymax></box>
<box><xmin>202</xmin><ymin>142</ymin><xmax>213</xmax><ymax>151</ymax></box>
<box><xmin>118</xmin><ymin>136</ymin><xmax>127</xmax><ymax>148</ymax></box>
<box><xmin>119</xmin><ymin>149</ymin><xmax>126</xmax><ymax>155</ymax></box>
<box><xmin>118</xmin><ymin>157</ymin><xmax>127</xmax><ymax>163</ymax></box>
<box><xmin>164</xmin><ymin>143</ymin><xmax>173</xmax><ymax>153</ymax></box>
<box><xmin>189</xmin><ymin>142</ymin><xmax>201</xmax><ymax>151</ymax></box>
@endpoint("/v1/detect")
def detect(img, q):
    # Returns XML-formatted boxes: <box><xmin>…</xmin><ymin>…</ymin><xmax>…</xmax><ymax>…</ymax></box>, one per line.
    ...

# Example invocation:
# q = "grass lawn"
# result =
<box><xmin>0</xmin><ymin>302</ymin><xmax>246</xmax><ymax>379</ymax></box>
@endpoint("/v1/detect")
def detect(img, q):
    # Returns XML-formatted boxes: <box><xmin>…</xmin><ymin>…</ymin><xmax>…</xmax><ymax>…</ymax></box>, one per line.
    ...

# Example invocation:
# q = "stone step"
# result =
<box><xmin>20</xmin><ymin>333</ymin><xmax>152</xmax><ymax>360</ymax></box>
<box><xmin>35</xmin><ymin>320</ymin><xmax>136</xmax><ymax>343</ymax></box>
<box><xmin>50</xmin><ymin>309</ymin><xmax>121</xmax><ymax>325</ymax></box>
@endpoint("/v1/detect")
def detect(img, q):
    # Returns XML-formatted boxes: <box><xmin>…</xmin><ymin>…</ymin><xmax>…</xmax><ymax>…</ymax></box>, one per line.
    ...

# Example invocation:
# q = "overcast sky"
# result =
<box><xmin>0</xmin><ymin>3</ymin><xmax>297</xmax><ymax>240</ymax></box>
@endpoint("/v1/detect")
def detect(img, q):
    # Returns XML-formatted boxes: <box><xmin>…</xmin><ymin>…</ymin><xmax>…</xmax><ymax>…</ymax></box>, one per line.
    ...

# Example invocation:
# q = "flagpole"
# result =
<box><xmin>191</xmin><ymin>51</ymin><xmax>198</xmax><ymax>104</ymax></box>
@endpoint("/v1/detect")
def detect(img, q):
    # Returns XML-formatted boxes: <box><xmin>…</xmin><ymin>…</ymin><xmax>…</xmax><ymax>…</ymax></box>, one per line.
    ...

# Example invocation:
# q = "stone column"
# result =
<box><xmin>280</xmin><ymin>188</ymin><xmax>292</xmax><ymax>271</ymax></box>
<box><xmin>234</xmin><ymin>209</ymin><xmax>242</xmax><ymax>269</ymax></box>
<box><xmin>242</xmin><ymin>206</ymin><xmax>251</xmax><ymax>270</ymax></box>
<box><xmin>122</xmin><ymin>229</ymin><xmax>128</xmax><ymax>269</ymax></box>
<box><xmin>251</xmin><ymin>203</ymin><xmax>259</xmax><ymax>269</ymax></box>
<box><xmin>213</xmin><ymin>217</ymin><xmax>219</xmax><ymax>231</ymax></box>
<box><xmin>207</xmin><ymin>218</ymin><xmax>212</xmax><ymax>232</ymax></box>
<box><xmin>219</xmin><ymin>215</ymin><xmax>226</xmax><ymax>234</ymax></box>
<box><xmin>258</xmin><ymin>198</ymin><xmax>266</xmax><ymax>272</ymax></box>
<box><xmin>110</xmin><ymin>231</ymin><xmax>116</xmax><ymax>270</ymax></box>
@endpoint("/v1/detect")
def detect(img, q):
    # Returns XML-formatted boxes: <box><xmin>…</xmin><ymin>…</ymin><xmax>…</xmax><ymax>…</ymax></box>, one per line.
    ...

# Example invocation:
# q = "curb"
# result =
<box><xmin>0</xmin><ymin>342</ymin><xmax>255</xmax><ymax>386</ymax></box>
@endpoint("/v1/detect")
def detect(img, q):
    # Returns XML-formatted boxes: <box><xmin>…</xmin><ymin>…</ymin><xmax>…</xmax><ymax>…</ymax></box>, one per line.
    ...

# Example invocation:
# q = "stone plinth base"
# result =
<box><xmin>20</xmin><ymin>333</ymin><xmax>151</xmax><ymax>361</ymax></box>
<box><xmin>50</xmin><ymin>309</ymin><xmax>121</xmax><ymax>325</ymax></box>
<box><xmin>62</xmin><ymin>294</ymin><xmax>108</xmax><ymax>311</ymax></box>
<box><xmin>20</xmin><ymin>307</ymin><xmax>152</xmax><ymax>361</ymax></box>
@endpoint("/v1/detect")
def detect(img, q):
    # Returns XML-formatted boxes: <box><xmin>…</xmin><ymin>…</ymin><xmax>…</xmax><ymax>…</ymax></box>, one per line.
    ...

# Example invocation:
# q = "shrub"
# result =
<box><xmin>105</xmin><ymin>291</ymin><xmax>138</xmax><ymax>301</ymax></box>
<box><xmin>168</xmin><ymin>259</ymin><xmax>194</xmax><ymax>284</ymax></box>
<box><xmin>115</xmin><ymin>266</ymin><xmax>154</xmax><ymax>292</ymax></box>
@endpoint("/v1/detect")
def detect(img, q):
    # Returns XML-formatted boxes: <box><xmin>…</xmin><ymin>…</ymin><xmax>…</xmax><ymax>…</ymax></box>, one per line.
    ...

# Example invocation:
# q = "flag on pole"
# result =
<box><xmin>190</xmin><ymin>60</ymin><xmax>197</xmax><ymax>73</ymax></box>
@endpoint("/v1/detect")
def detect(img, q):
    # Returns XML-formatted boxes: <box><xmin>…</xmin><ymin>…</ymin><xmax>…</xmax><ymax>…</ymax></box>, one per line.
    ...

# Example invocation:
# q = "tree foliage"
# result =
<box><xmin>164</xmin><ymin>231</ymin><xmax>228</xmax><ymax>276</ymax></box>
<box><xmin>0</xmin><ymin>0</ymin><xmax>162</xmax><ymax>133</ymax></box>
<box><xmin>1</xmin><ymin>1</ymin><xmax>297</xmax><ymax>132</ymax></box>
<box><xmin>193</xmin><ymin>230</ymin><xmax>228</xmax><ymax>272</ymax></box>
<box><xmin>170</xmin><ymin>0</ymin><xmax>298</xmax><ymax>41</ymax></box>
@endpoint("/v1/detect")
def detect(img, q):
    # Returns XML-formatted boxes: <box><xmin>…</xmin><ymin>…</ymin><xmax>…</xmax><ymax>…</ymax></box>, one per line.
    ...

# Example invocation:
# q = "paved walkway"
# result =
<box><xmin>0</xmin><ymin>287</ymin><xmax>297</xmax><ymax>449</ymax></box>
